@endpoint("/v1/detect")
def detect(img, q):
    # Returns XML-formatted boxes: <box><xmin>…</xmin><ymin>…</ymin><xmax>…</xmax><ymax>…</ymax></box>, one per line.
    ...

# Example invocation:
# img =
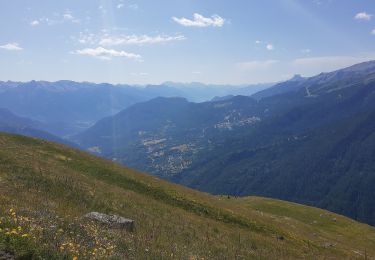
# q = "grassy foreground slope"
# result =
<box><xmin>0</xmin><ymin>133</ymin><xmax>374</xmax><ymax>259</ymax></box>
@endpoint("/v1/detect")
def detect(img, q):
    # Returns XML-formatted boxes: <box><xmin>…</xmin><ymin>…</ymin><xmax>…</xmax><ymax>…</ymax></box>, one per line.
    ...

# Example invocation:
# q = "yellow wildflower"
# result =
<box><xmin>21</xmin><ymin>234</ymin><xmax>29</xmax><ymax>237</ymax></box>
<box><xmin>73</xmin><ymin>256</ymin><xmax>78</xmax><ymax>260</ymax></box>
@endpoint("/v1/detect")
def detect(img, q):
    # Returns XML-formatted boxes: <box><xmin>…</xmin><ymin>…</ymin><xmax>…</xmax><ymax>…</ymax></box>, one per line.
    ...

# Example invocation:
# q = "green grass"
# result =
<box><xmin>0</xmin><ymin>133</ymin><xmax>374</xmax><ymax>259</ymax></box>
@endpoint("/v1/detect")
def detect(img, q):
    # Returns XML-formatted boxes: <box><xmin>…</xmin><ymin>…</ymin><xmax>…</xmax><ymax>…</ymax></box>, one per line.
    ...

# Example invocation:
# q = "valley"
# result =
<box><xmin>3</xmin><ymin>61</ymin><xmax>375</xmax><ymax>228</ymax></box>
<box><xmin>0</xmin><ymin>133</ymin><xmax>374</xmax><ymax>259</ymax></box>
<box><xmin>2</xmin><ymin>1</ymin><xmax>375</xmax><ymax>258</ymax></box>
<box><xmin>71</xmin><ymin>61</ymin><xmax>375</xmax><ymax>226</ymax></box>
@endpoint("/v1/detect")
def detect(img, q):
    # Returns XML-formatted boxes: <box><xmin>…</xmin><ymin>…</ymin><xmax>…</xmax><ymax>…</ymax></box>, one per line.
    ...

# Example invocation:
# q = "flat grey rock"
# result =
<box><xmin>0</xmin><ymin>251</ymin><xmax>15</xmax><ymax>260</ymax></box>
<box><xmin>83</xmin><ymin>212</ymin><xmax>135</xmax><ymax>231</ymax></box>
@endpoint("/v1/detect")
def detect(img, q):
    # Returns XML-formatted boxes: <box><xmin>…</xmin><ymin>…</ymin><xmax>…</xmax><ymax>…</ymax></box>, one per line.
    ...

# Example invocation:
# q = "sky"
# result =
<box><xmin>1</xmin><ymin>0</ymin><xmax>375</xmax><ymax>85</ymax></box>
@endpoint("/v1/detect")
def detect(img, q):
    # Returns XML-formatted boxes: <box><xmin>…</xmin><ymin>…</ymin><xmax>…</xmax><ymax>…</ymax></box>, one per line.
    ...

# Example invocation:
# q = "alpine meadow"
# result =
<box><xmin>1</xmin><ymin>1</ymin><xmax>375</xmax><ymax>259</ymax></box>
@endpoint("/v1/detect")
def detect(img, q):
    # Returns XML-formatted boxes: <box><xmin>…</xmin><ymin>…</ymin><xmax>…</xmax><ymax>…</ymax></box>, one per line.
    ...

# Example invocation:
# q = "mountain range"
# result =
<box><xmin>0</xmin><ymin>107</ymin><xmax>73</xmax><ymax>146</ymax></box>
<box><xmin>0</xmin><ymin>80</ymin><xmax>270</xmax><ymax>137</ymax></box>
<box><xmin>74</xmin><ymin>60</ymin><xmax>375</xmax><ymax>226</ymax></box>
<box><xmin>1</xmin><ymin>60</ymin><xmax>375</xmax><ymax>227</ymax></box>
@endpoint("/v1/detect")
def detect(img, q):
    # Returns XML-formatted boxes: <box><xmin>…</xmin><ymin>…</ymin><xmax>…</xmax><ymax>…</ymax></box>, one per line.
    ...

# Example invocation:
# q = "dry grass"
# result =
<box><xmin>0</xmin><ymin>133</ymin><xmax>374</xmax><ymax>259</ymax></box>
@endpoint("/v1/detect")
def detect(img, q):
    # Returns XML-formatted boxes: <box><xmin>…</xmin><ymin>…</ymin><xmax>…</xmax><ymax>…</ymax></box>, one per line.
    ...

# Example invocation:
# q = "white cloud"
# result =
<box><xmin>0</xmin><ymin>43</ymin><xmax>23</xmax><ymax>51</ymax></box>
<box><xmin>312</xmin><ymin>0</ymin><xmax>334</xmax><ymax>6</ymax></box>
<box><xmin>117</xmin><ymin>3</ymin><xmax>124</xmax><ymax>9</ymax></box>
<box><xmin>78</xmin><ymin>33</ymin><xmax>96</xmax><ymax>45</ymax></box>
<box><xmin>35</xmin><ymin>11</ymin><xmax>80</xmax><ymax>26</ymax></box>
<box><xmin>98</xmin><ymin>5</ymin><xmax>107</xmax><ymax>14</ymax></box>
<box><xmin>254</xmin><ymin>40</ymin><xmax>275</xmax><ymax>51</ymax></box>
<box><xmin>99</xmin><ymin>34</ymin><xmax>186</xmax><ymax>46</ymax></box>
<box><xmin>128</xmin><ymin>4</ymin><xmax>138</xmax><ymax>10</ymax></box>
<box><xmin>372</xmin><ymin>27</ymin><xmax>375</xmax><ymax>35</ymax></box>
<box><xmin>63</xmin><ymin>13</ymin><xmax>74</xmax><ymax>20</ymax></box>
<box><xmin>72</xmin><ymin>47</ymin><xmax>141</xmax><ymax>61</ymax></box>
<box><xmin>355</xmin><ymin>12</ymin><xmax>372</xmax><ymax>21</ymax></box>
<box><xmin>172</xmin><ymin>13</ymin><xmax>225</xmax><ymax>27</ymax></box>
<box><xmin>237</xmin><ymin>60</ymin><xmax>279</xmax><ymax>71</ymax></box>
<box><xmin>38</xmin><ymin>17</ymin><xmax>53</xmax><ymax>26</ymax></box>
<box><xmin>130</xmin><ymin>72</ymin><xmax>149</xmax><ymax>77</ymax></box>
<box><xmin>266</xmin><ymin>44</ymin><xmax>274</xmax><ymax>51</ymax></box>
<box><xmin>63</xmin><ymin>10</ymin><xmax>79</xmax><ymax>23</ymax></box>
<box><xmin>30</xmin><ymin>20</ymin><xmax>40</xmax><ymax>26</ymax></box>
<box><xmin>301</xmin><ymin>48</ymin><xmax>311</xmax><ymax>54</ymax></box>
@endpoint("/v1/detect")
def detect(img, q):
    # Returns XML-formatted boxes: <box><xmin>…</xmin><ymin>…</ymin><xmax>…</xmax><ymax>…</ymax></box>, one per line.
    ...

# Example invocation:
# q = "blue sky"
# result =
<box><xmin>1</xmin><ymin>0</ymin><xmax>375</xmax><ymax>85</ymax></box>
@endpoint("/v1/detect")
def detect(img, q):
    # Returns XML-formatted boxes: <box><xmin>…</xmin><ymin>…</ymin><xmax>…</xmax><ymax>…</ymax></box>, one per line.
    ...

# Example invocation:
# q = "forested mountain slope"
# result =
<box><xmin>0</xmin><ymin>133</ymin><xmax>374</xmax><ymax>259</ymax></box>
<box><xmin>75</xmin><ymin>60</ymin><xmax>375</xmax><ymax>225</ymax></box>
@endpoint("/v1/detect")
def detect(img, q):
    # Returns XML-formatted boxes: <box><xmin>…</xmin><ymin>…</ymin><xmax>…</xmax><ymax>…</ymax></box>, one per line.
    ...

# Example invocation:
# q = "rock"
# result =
<box><xmin>83</xmin><ymin>212</ymin><xmax>135</xmax><ymax>232</ymax></box>
<box><xmin>0</xmin><ymin>250</ymin><xmax>15</xmax><ymax>260</ymax></box>
<box><xmin>323</xmin><ymin>242</ymin><xmax>335</xmax><ymax>248</ymax></box>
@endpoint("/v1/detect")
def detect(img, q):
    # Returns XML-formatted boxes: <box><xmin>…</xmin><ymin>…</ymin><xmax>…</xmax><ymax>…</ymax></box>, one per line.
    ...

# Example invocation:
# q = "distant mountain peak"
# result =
<box><xmin>341</xmin><ymin>59</ymin><xmax>375</xmax><ymax>73</ymax></box>
<box><xmin>289</xmin><ymin>74</ymin><xmax>304</xmax><ymax>82</ymax></box>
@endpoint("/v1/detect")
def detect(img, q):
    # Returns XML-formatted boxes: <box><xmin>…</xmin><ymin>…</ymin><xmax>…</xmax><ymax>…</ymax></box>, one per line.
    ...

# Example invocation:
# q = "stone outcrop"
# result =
<box><xmin>83</xmin><ymin>212</ymin><xmax>135</xmax><ymax>232</ymax></box>
<box><xmin>0</xmin><ymin>250</ymin><xmax>15</xmax><ymax>260</ymax></box>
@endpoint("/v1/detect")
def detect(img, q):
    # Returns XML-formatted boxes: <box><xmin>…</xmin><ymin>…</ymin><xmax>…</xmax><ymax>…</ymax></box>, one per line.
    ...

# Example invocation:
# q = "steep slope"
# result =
<box><xmin>74</xmin><ymin>96</ymin><xmax>263</xmax><ymax>176</ymax></box>
<box><xmin>75</xmin><ymin>60</ymin><xmax>375</xmax><ymax>226</ymax></box>
<box><xmin>251</xmin><ymin>74</ymin><xmax>306</xmax><ymax>100</ymax></box>
<box><xmin>178</xmin><ymin>78</ymin><xmax>375</xmax><ymax>225</ymax></box>
<box><xmin>252</xmin><ymin>60</ymin><xmax>375</xmax><ymax>100</ymax></box>
<box><xmin>163</xmin><ymin>82</ymin><xmax>274</xmax><ymax>101</ymax></box>
<box><xmin>0</xmin><ymin>108</ymin><xmax>37</xmax><ymax>128</ymax></box>
<box><xmin>0</xmin><ymin>81</ymin><xmax>272</xmax><ymax>137</ymax></box>
<box><xmin>0</xmin><ymin>108</ymin><xmax>73</xmax><ymax>146</ymax></box>
<box><xmin>0</xmin><ymin>81</ymin><xmax>154</xmax><ymax>137</ymax></box>
<box><xmin>0</xmin><ymin>133</ymin><xmax>374</xmax><ymax>259</ymax></box>
<box><xmin>179</xmin><ymin>109</ymin><xmax>375</xmax><ymax>223</ymax></box>
<box><xmin>76</xmin><ymin>67</ymin><xmax>375</xmax><ymax>180</ymax></box>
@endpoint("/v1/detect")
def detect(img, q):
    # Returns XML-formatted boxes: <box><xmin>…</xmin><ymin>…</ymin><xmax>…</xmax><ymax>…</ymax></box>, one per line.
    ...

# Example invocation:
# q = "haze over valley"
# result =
<box><xmin>1</xmin><ymin>1</ymin><xmax>375</xmax><ymax>259</ymax></box>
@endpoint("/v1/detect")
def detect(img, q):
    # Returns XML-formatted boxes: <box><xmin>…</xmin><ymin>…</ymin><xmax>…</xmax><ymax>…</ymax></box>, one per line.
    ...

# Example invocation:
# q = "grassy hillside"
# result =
<box><xmin>0</xmin><ymin>133</ymin><xmax>374</xmax><ymax>259</ymax></box>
